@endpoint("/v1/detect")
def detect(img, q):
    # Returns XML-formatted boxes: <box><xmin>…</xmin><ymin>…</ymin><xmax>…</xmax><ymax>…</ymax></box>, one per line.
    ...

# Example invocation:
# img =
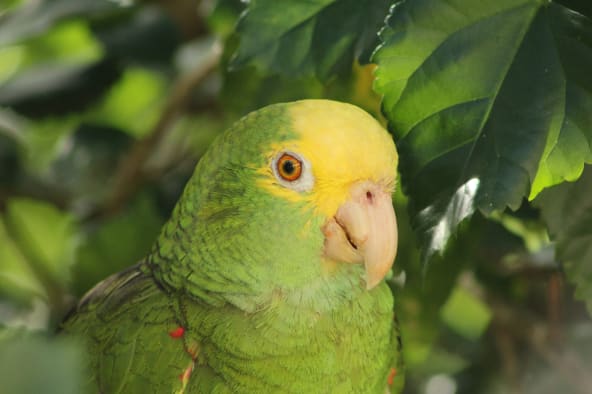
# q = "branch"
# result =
<box><xmin>103</xmin><ymin>42</ymin><xmax>222</xmax><ymax>216</ymax></box>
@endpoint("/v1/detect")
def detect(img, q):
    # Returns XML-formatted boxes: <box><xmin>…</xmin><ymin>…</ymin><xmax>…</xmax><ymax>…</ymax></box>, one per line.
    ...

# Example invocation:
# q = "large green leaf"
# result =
<box><xmin>230</xmin><ymin>0</ymin><xmax>393</xmax><ymax>81</ymax></box>
<box><xmin>374</xmin><ymin>0</ymin><xmax>592</xmax><ymax>259</ymax></box>
<box><xmin>537</xmin><ymin>165</ymin><xmax>592</xmax><ymax>314</ymax></box>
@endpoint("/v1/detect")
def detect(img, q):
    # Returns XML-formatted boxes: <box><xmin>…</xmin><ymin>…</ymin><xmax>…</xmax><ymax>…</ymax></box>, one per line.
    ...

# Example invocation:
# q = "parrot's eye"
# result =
<box><xmin>271</xmin><ymin>151</ymin><xmax>314</xmax><ymax>192</ymax></box>
<box><xmin>277</xmin><ymin>153</ymin><xmax>302</xmax><ymax>181</ymax></box>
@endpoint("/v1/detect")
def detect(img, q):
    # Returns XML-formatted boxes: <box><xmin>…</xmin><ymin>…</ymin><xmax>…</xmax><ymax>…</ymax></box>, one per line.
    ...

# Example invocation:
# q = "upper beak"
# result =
<box><xmin>322</xmin><ymin>181</ymin><xmax>398</xmax><ymax>289</ymax></box>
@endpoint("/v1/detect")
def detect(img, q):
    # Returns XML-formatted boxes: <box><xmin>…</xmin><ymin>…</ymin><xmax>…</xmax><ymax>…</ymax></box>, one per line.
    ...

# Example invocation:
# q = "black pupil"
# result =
<box><xmin>282</xmin><ymin>159</ymin><xmax>296</xmax><ymax>175</ymax></box>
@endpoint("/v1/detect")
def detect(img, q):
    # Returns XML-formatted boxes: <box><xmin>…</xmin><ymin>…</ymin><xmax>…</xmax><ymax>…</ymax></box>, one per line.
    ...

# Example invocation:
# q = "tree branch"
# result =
<box><xmin>103</xmin><ymin>43</ymin><xmax>221</xmax><ymax>216</ymax></box>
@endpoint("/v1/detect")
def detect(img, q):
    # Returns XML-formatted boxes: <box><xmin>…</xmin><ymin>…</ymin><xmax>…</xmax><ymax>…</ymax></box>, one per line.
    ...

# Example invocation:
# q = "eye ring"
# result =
<box><xmin>271</xmin><ymin>151</ymin><xmax>314</xmax><ymax>192</ymax></box>
<box><xmin>276</xmin><ymin>153</ymin><xmax>302</xmax><ymax>181</ymax></box>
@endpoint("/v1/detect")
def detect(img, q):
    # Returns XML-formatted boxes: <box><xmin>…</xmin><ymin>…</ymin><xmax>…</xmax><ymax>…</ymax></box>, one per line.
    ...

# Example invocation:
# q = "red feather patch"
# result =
<box><xmin>387</xmin><ymin>368</ymin><xmax>397</xmax><ymax>386</ymax></box>
<box><xmin>169</xmin><ymin>326</ymin><xmax>185</xmax><ymax>339</ymax></box>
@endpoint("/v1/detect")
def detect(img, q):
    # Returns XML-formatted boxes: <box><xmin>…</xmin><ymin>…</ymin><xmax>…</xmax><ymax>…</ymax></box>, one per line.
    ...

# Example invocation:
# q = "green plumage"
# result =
<box><xmin>63</xmin><ymin>100</ymin><xmax>403</xmax><ymax>393</ymax></box>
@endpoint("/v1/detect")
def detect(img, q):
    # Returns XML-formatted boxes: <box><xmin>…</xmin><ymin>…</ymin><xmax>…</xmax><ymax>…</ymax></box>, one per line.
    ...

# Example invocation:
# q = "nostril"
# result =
<box><xmin>366</xmin><ymin>190</ymin><xmax>373</xmax><ymax>202</ymax></box>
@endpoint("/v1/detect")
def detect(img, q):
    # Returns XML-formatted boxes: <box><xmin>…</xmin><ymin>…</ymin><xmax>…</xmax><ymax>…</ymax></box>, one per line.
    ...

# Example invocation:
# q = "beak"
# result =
<box><xmin>322</xmin><ymin>181</ymin><xmax>398</xmax><ymax>289</ymax></box>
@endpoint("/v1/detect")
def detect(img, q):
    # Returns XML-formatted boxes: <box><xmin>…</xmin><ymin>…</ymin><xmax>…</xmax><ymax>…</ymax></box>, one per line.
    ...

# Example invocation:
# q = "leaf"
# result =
<box><xmin>0</xmin><ymin>0</ymin><xmax>120</xmax><ymax>46</ymax></box>
<box><xmin>0</xmin><ymin>334</ymin><xmax>86</xmax><ymax>394</ymax></box>
<box><xmin>4</xmin><ymin>198</ymin><xmax>78</xmax><ymax>286</ymax></box>
<box><xmin>71</xmin><ymin>195</ymin><xmax>163</xmax><ymax>296</ymax></box>
<box><xmin>230</xmin><ymin>0</ymin><xmax>394</xmax><ymax>81</ymax></box>
<box><xmin>413</xmin><ymin>349</ymin><xmax>469</xmax><ymax>376</ymax></box>
<box><xmin>536</xmin><ymin>165</ymin><xmax>592</xmax><ymax>314</ymax></box>
<box><xmin>0</xmin><ymin>132</ymin><xmax>20</xmax><ymax>185</ymax></box>
<box><xmin>222</xmin><ymin>65</ymin><xmax>324</xmax><ymax>117</ymax></box>
<box><xmin>0</xmin><ymin>19</ymin><xmax>105</xmax><ymax>102</ymax></box>
<box><xmin>21</xmin><ymin>116</ymin><xmax>81</xmax><ymax>172</ymax></box>
<box><xmin>440</xmin><ymin>286</ymin><xmax>492</xmax><ymax>341</ymax></box>
<box><xmin>555</xmin><ymin>0</ymin><xmax>592</xmax><ymax>18</ymax></box>
<box><xmin>207</xmin><ymin>0</ymin><xmax>245</xmax><ymax>39</ymax></box>
<box><xmin>45</xmin><ymin>123</ymin><xmax>132</xmax><ymax>209</ymax></box>
<box><xmin>0</xmin><ymin>58</ymin><xmax>122</xmax><ymax>117</ymax></box>
<box><xmin>373</xmin><ymin>0</ymin><xmax>592</xmax><ymax>260</ymax></box>
<box><xmin>20</xmin><ymin>19</ymin><xmax>104</xmax><ymax>65</ymax></box>
<box><xmin>87</xmin><ymin>67</ymin><xmax>167</xmax><ymax>137</ymax></box>
<box><xmin>0</xmin><ymin>218</ymin><xmax>46</xmax><ymax>304</ymax></box>
<box><xmin>389</xmin><ymin>195</ymin><xmax>521</xmax><ymax>370</ymax></box>
<box><xmin>0</xmin><ymin>45</ymin><xmax>25</xmax><ymax>84</ymax></box>
<box><xmin>222</xmin><ymin>43</ymin><xmax>383</xmax><ymax>120</ymax></box>
<box><xmin>91</xmin><ymin>6</ymin><xmax>181</xmax><ymax>66</ymax></box>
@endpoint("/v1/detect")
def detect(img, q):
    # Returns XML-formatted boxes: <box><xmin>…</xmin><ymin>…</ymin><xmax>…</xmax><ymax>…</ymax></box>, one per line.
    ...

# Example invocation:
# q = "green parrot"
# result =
<box><xmin>63</xmin><ymin>99</ymin><xmax>403</xmax><ymax>393</ymax></box>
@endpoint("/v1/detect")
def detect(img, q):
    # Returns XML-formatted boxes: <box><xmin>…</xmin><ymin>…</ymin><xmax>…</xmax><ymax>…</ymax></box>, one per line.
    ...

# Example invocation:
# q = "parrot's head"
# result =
<box><xmin>151</xmin><ymin>100</ymin><xmax>398</xmax><ymax>309</ymax></box>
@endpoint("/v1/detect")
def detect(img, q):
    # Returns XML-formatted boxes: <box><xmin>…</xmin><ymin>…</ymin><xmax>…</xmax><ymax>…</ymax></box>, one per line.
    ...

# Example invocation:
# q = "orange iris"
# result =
<box><xmin>276</xmin><ymin>153</ymin><xmax>302</xmax><ymax>181</ymax></box>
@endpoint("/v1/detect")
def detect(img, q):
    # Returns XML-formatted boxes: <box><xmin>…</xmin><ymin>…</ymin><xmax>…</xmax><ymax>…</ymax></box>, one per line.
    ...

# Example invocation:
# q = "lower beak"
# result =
<box><xmin>322</xmin><ymin>181</ymin><xmax>398</xmax><ymax>289</ymax></box>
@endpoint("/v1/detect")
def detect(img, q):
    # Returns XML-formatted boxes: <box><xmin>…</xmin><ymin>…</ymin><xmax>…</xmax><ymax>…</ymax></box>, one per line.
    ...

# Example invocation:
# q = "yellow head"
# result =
<box><xmin>257</xmin><ymin>100</ymin><xmax>399</xmax><ymax>288</ymax></box>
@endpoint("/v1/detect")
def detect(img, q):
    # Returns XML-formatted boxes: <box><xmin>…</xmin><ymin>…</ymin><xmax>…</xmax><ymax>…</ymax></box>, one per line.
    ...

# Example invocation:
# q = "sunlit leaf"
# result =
<box><xmin>0</xmin><ymin>45</ymin><xmax>25</xmax><ymax>83</ymax></box>
<box><xmin>440</xmin><ymin>286</ymin><xmax>492</xmax><ymax>341</ymax></box>
<box><xmin>4</xmin><ymin>198</ymin><xmax>78</xmax><ymax>285</ymax></box>
<box><xmin>21</xmin><ymin>20</ymin><xmax>103</xmax><ymax>66</ymax></box>
<box><xmin>88</xmin><ymin>67</ymin><xmax>167</xmax><ymax>137</ymax></box>
<box><xmin>374</xmin><ymin>0</ymin><xmax>592</xmax><ymax>260</ymax></box>
<box><xmin>0</xmin><ymin>219</ymin><xmax>45</xmax><ymax>304</ymax></box>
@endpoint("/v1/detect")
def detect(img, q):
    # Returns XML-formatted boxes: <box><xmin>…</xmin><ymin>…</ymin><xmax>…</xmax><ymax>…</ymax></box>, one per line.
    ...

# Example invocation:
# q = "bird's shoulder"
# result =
<box><xmin>62</xmin><ymin>263</ymin><xmax>199</xmax><ymax>394</ymax></box>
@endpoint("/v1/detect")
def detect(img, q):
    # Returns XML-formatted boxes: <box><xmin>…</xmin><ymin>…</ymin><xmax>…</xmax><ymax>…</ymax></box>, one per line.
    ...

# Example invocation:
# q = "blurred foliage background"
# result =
<box><xmin>0</xmin><ymin>1</ymin><xmax>592</xmax><ymax>393</ymax></box>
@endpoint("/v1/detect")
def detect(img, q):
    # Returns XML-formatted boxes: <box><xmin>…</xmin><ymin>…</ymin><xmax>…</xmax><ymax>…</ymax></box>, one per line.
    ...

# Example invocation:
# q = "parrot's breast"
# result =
<box><xmin>182</xmin><ymin>281</ymin><xmax>396</xmax><ymax>393</ymax></box>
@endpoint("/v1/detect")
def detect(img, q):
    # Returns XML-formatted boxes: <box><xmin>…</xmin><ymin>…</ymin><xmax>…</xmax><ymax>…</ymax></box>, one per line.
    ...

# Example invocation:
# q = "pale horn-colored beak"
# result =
<box><xmin>322</xmin><ymin>181</ymin><xmax>398</xmax><ymax>289</ymax></box>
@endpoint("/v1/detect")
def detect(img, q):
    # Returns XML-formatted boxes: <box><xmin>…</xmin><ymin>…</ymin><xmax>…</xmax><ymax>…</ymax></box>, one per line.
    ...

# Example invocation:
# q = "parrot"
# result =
<box><xmin>62</xmin><ymin>99</ymin><xmax>404</xmax><ymax>393</ymax></box>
